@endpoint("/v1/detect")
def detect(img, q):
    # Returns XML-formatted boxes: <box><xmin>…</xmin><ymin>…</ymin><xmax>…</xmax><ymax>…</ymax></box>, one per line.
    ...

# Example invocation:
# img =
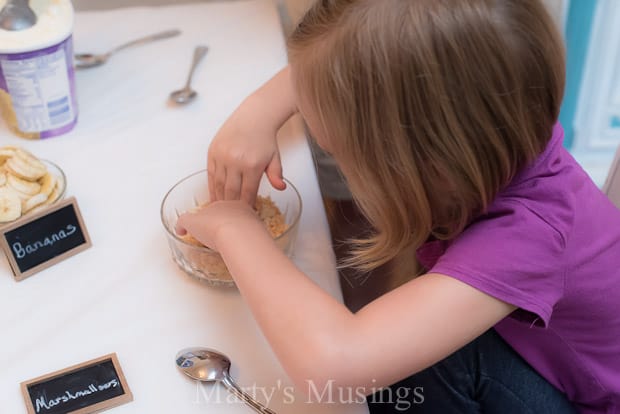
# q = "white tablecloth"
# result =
<box><xmin>0</xmin><ymin>1</ymin><xmax>369</xmax><ymax>413</ymax></box>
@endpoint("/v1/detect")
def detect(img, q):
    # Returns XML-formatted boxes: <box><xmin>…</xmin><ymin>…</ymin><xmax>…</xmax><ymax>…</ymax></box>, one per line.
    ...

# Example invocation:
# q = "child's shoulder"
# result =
<box><xmin>486</xmin><ymin>135</ymin><xmax>620</xmax><ymax>252</ymax></box>
<box><xmin>492</xmin><ymin>124</ymin><xmax>609</xmax><ymax>239</ymax></box>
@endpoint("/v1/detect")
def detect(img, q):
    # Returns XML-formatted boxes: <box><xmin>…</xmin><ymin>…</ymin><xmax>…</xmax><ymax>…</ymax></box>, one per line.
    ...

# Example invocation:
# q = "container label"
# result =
<box><xmin>0</xmin><ymin>35</ymin><xmax>78</xmax><ymax>139</ymax></box>
<box><xmin>0</xmin><ymin>47</ymin><xmax>74</xmax><ymax>133</ymax></box>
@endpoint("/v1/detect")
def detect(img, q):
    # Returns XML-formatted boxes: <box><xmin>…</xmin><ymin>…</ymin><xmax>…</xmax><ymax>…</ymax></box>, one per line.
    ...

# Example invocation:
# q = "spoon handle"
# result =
<box><xmin>109</xmin><ymin>29</ymin><xmax>181</xmax><ymax>55</ymax></box>
<box><xmin>184</xmin><ymin>45</ymin><xmax>209</xmax><ymax>89</ymax></box>
<box><xmin>222</xmin><ymin>373</ymin><xmax>277</xmax><ymax>414</ymax></box>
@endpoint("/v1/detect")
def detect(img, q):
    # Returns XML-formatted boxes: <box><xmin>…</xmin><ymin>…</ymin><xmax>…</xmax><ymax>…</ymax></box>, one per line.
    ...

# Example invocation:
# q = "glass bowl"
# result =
<box><xmin>37</xmin><ymin>159</ymin><xmax>67</xmax><ymax>205</ymax></box>
<box><xmin>0</xmin><ymin>159</ymin><xmax>66</xmax><ymax>226</ymax></box>
<box><xmin>161</xmin><ymin>171</ymin><xmax>302</xmax><ymax>287</ymax></box>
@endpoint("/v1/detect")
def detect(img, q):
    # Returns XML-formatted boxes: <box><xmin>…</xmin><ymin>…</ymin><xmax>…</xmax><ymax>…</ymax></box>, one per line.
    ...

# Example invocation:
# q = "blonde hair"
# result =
<box><xmin>288</xmin><ymin>0</ymin><xmax>565</xmax><ymax>272</ymax></box>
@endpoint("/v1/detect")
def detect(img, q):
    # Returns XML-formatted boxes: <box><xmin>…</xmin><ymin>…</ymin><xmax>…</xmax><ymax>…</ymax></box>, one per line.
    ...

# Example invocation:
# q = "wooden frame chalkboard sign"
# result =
<box><xmin>21</xmin><ymin>353</ymin><xmax>133</xmax><ymax>414</ymax></box>
<box><xmin>0</xmin><ymin>196</ymin><xmax>91</xmax><ymax>281</ymax></box>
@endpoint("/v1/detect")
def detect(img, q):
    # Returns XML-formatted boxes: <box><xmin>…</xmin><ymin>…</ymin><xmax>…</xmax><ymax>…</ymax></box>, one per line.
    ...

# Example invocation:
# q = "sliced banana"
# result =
<box><xmin>0</xmin><ymin>145</ymin><xmax>64</xmax><ymax>223</ymax></box>
<box><xmin>27</xmin><ymin>182</ymin><xmax>61</xmax><ymax>216</ymax></box>
<box><xmin>38</xmin><ymin>172</ymin><xmax>57</xmax><ymax>198</ymax></box>
<box><xmin>7</xmin><ymin>173</ymin><xmax>42</xmax><ymax>195</ymax></box>
<box><xmin>23</xmin><ymin>193</ymin><xmax>48</xmax><ymax>213</ymax></box>
<box><xmin>6</xmin><ymin>150</ymin><xmax>47</xmax><ymax>181</ymax></box>
<box><xmin>4</xmin><ymin>184</ymin><xmax>30</xmax><ymax>202</ymax></box>
<box><xmin>43</xmin><ymin>180</ymin><xmax>61</xmax><ymax>206</ymax></box>
<box><xmin>0</xmin><ymin>188</ymin><xmax>22</xmax><ymax>223</ymax></box>
<box><xmin>0</xmin><ymin>146</ymin><xmax>17</xmax><ymax>164</ymax></box>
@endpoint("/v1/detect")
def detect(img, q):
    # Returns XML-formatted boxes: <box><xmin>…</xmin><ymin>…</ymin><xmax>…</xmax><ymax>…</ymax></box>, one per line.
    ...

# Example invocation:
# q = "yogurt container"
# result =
<box><xmin>0</xmin><ymin>0</ymin><xmax>77</xmax><ymax>139</ymax></box>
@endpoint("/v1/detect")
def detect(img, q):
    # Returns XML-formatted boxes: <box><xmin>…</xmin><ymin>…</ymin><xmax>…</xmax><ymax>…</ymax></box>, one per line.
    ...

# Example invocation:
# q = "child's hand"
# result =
<box><xmin>207</xmin><ymin>97</ymin><xmax>286</xmax><ymax>205</ymax></box>
<box><xmin>175</xmin><ymin>200</ymin><xmax>266</xmax><ymax>252</ymax></box>
<box><xmin>207</xmin><ymin>66</ymin><xmax>296</xmax><ymax>206</ymax></box>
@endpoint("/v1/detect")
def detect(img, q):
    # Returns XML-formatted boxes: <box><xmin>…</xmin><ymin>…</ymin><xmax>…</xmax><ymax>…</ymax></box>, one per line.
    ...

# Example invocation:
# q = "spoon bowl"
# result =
<box><xmin>176</xmin><ymin>347</ymin><xmax>230</xmax><ymax>382</ymax></box>
<box><xmin>73</xmin><ymin>53</ymin><xmax>108</xmax><ymax>69</ymax></box>
<box><xmin>176</xmin><ymin>347</ymin><xmax>276</xmax><ymax>413</ymax></box>
<box><xmin>0</xmin><ymin>0</ymin><xmax>37</xmax><ymax>31</ymax></box>
<box><xmin>169</xmin><ymin>88</ymin><xmax>197</xmax><ymax>105</ymax></box>
<box><xmin>169</xmin><ymin>45</ymin><xmax>208</xmax><ymax>105</ymax></box>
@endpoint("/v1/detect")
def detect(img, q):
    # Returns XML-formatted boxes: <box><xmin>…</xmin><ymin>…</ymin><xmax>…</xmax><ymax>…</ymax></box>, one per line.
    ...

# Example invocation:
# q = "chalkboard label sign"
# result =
<box><xmin>21</xmin><ymin>353</ymin><xmax>133</xmax><ymax>414</ymax></box>
<box><xmin>0</xmin><ymin>197</ymin><xmax>91</xmax><ymax>281</ymax></box>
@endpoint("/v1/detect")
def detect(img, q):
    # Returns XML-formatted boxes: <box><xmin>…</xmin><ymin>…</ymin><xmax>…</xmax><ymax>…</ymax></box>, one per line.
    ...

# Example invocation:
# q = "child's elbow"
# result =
<box><xmin>285</xmin><ymin>339</ymin><xmax>364</xmax><ymax>397</ymax></box>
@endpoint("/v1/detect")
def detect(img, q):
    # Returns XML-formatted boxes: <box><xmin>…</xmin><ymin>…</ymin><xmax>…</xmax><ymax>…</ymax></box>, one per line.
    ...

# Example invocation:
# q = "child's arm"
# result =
<box><xmin>207</xmin><ymin>66</ymin><xmax>297</xmax><ymax>205</ymax></box>
<box><xmin>177</xmin><ymin>200</ymin><xmax>517</xmax><ymax>394</ymax></box>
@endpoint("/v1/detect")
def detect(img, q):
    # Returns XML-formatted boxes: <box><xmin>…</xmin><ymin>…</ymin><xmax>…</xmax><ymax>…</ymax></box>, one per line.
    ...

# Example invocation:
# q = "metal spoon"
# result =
<box><xmin>175</xmin><ymin>347</ymin><xmax>276</xmax><ymax>414</ymax></box>
<box><xmin>169</xmin><ymin>45</ymin><xmax>209</xmax><ymax>105</ymax></box>
<box><xmin>74</xmin><ymin>28</ymin><xmax>181</xmax><ymax>69</ymax></box>
<box><xmin>0</xmin><ymin>0</ymin><xmax>37</xmax><ymax>31</ymax></box>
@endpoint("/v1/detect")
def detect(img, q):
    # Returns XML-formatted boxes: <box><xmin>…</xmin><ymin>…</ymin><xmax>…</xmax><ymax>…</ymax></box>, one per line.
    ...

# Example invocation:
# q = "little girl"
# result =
<box><xmin>178</xmin><ymin>0</ymin><xmax>620</xmax><ymax>412</ymax></box>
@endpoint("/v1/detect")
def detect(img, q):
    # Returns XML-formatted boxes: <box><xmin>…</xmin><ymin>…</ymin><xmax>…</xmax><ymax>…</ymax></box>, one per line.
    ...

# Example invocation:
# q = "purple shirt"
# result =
<box><xmin>417</xmin><ymin>123</ymin><xmax>620</xmax><ymax>413</ymax></box>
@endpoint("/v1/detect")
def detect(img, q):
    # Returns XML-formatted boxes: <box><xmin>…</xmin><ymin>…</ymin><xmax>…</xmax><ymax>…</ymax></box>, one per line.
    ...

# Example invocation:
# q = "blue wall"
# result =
<box><xmin>559</xmin><ymin>0</ymin><xmax>598</xmax><ymax>149</ymax></box>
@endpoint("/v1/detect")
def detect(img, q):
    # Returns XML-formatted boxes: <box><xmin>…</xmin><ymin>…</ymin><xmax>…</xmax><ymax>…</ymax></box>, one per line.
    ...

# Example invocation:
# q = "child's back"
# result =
<box><xmin>418</xmin><ymin>123</ymin><xmax>620</xmax><ymax>412</ymax></box>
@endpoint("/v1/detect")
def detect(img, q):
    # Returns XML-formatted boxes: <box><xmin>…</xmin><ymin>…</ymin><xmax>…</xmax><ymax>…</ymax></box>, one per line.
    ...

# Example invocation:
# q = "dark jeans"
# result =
<box><xmin>367</xmin><ymin>329</ymin><xmax>578</xmax><ymax>413</ymax></box>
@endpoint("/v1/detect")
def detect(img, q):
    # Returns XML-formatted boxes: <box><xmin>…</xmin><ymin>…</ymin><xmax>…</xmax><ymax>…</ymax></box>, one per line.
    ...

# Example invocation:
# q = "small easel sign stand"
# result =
<box><xmin>21</xmin><ymin>353</ymin><xmax>133</xmax><ymax>414</ymax></box>
<box><xmin>0</xmin><ymin>196</ymin><xmax>92</xmax><ymax>281</ymax></box>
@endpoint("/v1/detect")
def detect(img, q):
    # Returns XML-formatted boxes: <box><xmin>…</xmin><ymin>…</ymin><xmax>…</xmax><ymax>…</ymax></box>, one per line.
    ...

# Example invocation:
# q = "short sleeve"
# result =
<box><xmin>428</xmin><ymin>200</ymin><xmax>567</xmax><ymax>327</ymax></box>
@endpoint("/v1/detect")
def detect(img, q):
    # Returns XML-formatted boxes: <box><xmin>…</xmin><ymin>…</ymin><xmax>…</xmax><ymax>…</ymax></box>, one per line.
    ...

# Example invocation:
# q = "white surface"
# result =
<box><xmin>0</xmin><ymin>1</ymin><xmax>368</xmax><ymax>413</ymax></box>
<box><xmin>71</xmin><ymin>0</ymin><xmax>313</xmax><ymax>24</ymax></box>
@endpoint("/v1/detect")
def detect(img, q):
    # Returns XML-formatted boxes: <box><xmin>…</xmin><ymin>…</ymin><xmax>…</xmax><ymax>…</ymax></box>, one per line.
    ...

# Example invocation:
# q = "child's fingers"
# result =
<box><xmin>240</xmin><ymin>170</ymin><xmax>262</xmax><ymax>206</ymax></box>
<box><xmin>214</xmin><ymin>162</ymin><xmax>226</xmax><ymax>200</ymax></box>
<box><xmin>207</xmin><ymin>158</ymin><xmax>216</xmax><ymax>201</ymax></box>
<box><xmin>224</xmin><ymin>170</ymin><xmax>242</xmax><ymax>200</ymax></box>
<box><xmin>175</xmin><ymin>214</ymin><xmax>190</xmax><ymax>236</ymax></box>
<box><xmin>266</xmin><ymin>151</ymin><xmax>286</xmax><ymax>190</ymax></box>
